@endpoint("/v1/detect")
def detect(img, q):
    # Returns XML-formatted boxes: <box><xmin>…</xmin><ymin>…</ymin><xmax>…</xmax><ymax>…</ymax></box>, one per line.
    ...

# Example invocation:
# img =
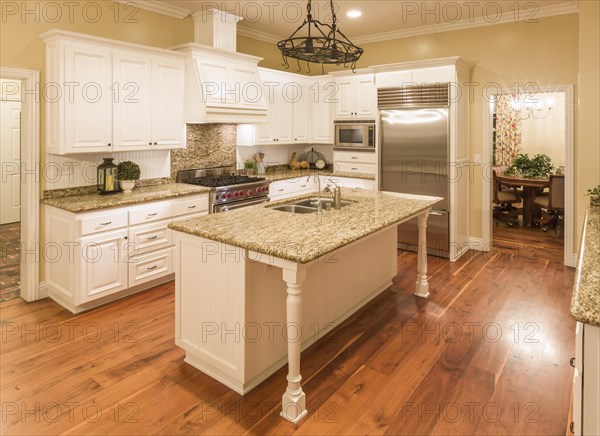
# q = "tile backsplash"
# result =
<box><xmin>170</xmin><ymin>124</ymin><xmax>237</xmax><ymax>178</ymax></box>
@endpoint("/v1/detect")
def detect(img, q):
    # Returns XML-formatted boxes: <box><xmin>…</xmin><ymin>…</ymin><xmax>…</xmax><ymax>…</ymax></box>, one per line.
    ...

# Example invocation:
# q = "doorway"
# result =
<box><xmin>482</xmin><ymin>85</ymin><xmax>574</xmax><ymax>267</ymax></box>
<box><xmin>0</xmin><ymin>68</ymin><xmax>40</xmax><ymax>302</ymax></box>
<box><xmin>0</xmin><ymin>79</ymin><xmax>22</xmax><ymax>301</ymax></box>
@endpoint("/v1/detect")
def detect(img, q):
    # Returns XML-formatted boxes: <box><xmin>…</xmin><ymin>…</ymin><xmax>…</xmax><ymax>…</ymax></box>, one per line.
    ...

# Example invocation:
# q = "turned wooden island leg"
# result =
<box><xmin>415</xmin><ymin>210</ymin><xmax>430</xmax><ymax>298</ymax></box>
<box><xmin>281</xmin><ymin>266</ymin><xmax>308</xmax><ymax>423</ymax></box>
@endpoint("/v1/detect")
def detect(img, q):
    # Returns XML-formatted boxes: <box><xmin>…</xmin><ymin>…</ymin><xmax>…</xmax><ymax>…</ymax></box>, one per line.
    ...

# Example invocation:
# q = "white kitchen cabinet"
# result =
<box><xmin>331</xmin><ymin>72</ymin><xmax>377</xmax><ymax>119</ymax></box>
<box><xmin>269</xmin><ymin>178</ymin><xmax>317</xmax><ymax>201</ymax></box>
<box><xmin>310</xmin><ymin>79</ymin><xmax>335</xmax><ymax>144</ymax></box>
<box><xmin>322</xmin><ymin>176</ymin><xmax>375</xmax><ymax>191</ymax></box>
<box><xmin>79</xmin><ymin>228</ymin><xmax>128</xmax><ymax>304</ymax></box>
<box><xmin>272</xmin><ymin>84</ymin><xmax>294</xmax><ymax>143</ymax></box>
<box><xmin>63</xmin><ymin>42</ymin><xmax>114</xmax><ymax>153</ymax></box>
<box><xmin>41</xmin><ymin>30</ymin><xmax>186</xmax><ymax>155</ymax></box>
<box><xmin>333</xmin><ymin>150</ymin><xmax>377</xmax><ymax>176</ymax></box>
<box><xmin>572</xmin><ymin>322</ymin><xmax>600</xmax><ymax>435</ymax></box>
<box><xmin>112</xmin><ymin>50</ymin><xmax>153</xmax><ymax>150</ymax></box>
<box><xmin>151</xmin><ymin>56</ymin><xmax>186</xmax><ymax>148</ymax></box>
<box><xmin>44</xmin><ymin>193</ymin><xmax>209</xmax><ymax>313</ymax></box>
<box><xmin>292</xmin><ymin>84</ymin><xmax>310</xmax><ymax>143</ymax></box>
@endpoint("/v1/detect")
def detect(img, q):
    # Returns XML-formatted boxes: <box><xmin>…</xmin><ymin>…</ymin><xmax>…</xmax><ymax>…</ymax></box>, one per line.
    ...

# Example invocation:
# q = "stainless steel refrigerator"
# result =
<box><xmin>379</xmin><ymin>89</ymin><xmax>451</xmax><ymax>258</ymax></box>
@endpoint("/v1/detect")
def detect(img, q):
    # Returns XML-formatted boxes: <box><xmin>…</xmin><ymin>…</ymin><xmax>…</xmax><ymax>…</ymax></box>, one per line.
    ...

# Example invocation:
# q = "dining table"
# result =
<box><xmin>496</xmin><ymin>171</ymin><xmax>551</xmax><ymax>227</ymax></box>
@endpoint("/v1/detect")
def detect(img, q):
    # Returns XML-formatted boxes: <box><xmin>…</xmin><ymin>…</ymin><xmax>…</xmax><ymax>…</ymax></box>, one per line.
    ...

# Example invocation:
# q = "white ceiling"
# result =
<box><xmin>159</xmin><ymin>0</ymin><xmax>579</xmax><ymax>43</ymax></box>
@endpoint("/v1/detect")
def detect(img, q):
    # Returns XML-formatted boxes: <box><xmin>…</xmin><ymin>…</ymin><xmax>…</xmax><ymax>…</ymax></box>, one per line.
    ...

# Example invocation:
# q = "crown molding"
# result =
<box><xmin>112</xmin><ymin>0</ymin><xmax>191</xmax><ymax>20</ymax></box>
<box><xmin>237</xmin><ymin>25</ymin><xmax>281</xmax><ymax>44</ymax></box>
<box><xmin>352</xmin><ymin>1</ymin><xmax>579</xmax><ymax>44</ymax></box>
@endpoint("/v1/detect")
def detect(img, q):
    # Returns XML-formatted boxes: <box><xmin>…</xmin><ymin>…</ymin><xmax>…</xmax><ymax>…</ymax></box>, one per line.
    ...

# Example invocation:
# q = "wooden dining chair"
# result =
<box><xmin>533</xmin><ymin>175</ymin><xmax>565</xmax><ymax>231</ymax></box>
<box><xmin>493</xmin><ymin>170</ymin><xmax>522</xmax><ymax>226</ymax></box>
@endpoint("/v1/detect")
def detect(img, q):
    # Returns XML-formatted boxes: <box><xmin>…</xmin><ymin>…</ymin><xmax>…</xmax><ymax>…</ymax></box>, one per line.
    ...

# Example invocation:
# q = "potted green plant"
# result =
<box><xmin>587</xmin><ymin>185</ymin><xmax>600</xmax><ymax>207</ymax></box>
<box><xmin>504</xmin><ymin>153</ymin><xmax>554</xmax><ymax>178</ymax></box>
<box><xmin>244</xmin><ymin>160</ymin><xmax>254</xmax><ymax>176</ymax></box>
<box><xmin>117</xmin><ymin>161</ymin><xmax>141</xmax><ymax>194</ymax></box>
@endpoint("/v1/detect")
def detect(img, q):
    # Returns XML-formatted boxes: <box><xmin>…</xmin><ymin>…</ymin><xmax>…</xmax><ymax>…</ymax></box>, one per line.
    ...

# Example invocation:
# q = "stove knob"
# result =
<box><xmin>226</xmin><ymin>193</ymin><xmax>232</xmax><ymax>199</ymax></box>
<box><xmin>257</xmin><ymin>187</ymin><xmax>263</xmax><ymax>193</ymax></box>
<box><xmin>237</xmin><ymin>191</ymin><xmax>243</xmax><ymax>197</ymax></box>
<box><xmin>233</xmin><ymin>191</ymin><xmax>239</xmax><ymax>198</ymax></box>
<box><xmin>247</xmin><ymin>189</ymin><xmax>253</xmax><ymax>196</ymax></box>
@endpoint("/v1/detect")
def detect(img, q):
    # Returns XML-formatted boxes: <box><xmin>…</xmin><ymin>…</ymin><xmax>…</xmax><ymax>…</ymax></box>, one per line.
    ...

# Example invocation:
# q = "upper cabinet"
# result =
<box><xmin>237</xmin><ymin>69</ymin><xmax>330</xmax><ymax>146</ymax></box>
<box><xmin>41</xmin><ymin>30</ymin><xmax>186</xmax><ymax>155</ymax></box>
<box><xmin>173</xmin><ymin>44</ymin><xmax>267</xmax><ymax>124</ymax></box>
<box><xmin>331</xmin><ymin>72</ymin><xmax>377</xmax><ymax>120</ymax></box>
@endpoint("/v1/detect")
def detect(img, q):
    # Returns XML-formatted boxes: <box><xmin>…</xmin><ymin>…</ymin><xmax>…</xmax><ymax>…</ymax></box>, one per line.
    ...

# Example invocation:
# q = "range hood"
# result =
<box><xmin>173</xmin><ymin>9</ymin><xmax>267</xmax><ymax>124</ymax></box>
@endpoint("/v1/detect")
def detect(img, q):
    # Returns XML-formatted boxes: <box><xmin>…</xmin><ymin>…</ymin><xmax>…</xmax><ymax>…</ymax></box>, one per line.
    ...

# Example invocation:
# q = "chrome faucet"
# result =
<box><xmin>307</xmin><ymin>174</ymin><xmax>323</xmax><ymax>215</ymax></box>
<box><xmin>324</xmin><ymin>183</ymin><xmax>342</xmax><ymax>210</ymax></box>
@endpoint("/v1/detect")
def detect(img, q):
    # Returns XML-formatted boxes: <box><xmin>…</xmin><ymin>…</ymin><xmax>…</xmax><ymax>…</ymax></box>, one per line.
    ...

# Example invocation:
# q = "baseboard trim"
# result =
<box><xmin>38</xmin><ymin>281</ymin><xmax>48</xmax><ymax>299</ymax></box>
<box><xmin>466</xmin><ymin>237</ymin><xmax>489</xmax><ymax>252</ymax></box>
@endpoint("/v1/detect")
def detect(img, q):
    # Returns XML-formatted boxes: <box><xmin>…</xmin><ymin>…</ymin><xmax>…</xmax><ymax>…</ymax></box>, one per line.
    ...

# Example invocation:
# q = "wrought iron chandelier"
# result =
<box><xmin>277</xmin><ymin>0</ymin><xmax>364</xmax><ymax>73</ymax></box>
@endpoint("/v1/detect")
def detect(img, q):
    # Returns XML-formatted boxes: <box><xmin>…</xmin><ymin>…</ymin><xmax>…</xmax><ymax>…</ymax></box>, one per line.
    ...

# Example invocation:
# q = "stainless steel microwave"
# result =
<box><xmin>334</xmin><ymin>120</ymin><xmax>376</xmax><ymax>151</ymax></box>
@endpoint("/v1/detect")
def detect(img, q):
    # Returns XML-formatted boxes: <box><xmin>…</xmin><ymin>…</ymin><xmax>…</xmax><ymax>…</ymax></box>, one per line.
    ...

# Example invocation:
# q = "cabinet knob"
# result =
<box><xmin>108</xmin><ymin>143</ymin><xmax>112</xmax><ymax>147</ymax></box>
<box><xmin>153</xmin><ymin>142</ymin><xmax>158</xmax><ymax>145</ymax></box>
<box><xmin>149</xmin><ymin>142</ymin><xmax>152</xmax><ymax>146</ymax></box>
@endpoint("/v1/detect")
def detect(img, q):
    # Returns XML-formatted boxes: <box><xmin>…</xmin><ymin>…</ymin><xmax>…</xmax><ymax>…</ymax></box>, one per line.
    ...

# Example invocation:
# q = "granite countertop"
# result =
<box><xmin>42</xmin><ymin>183</ymin><xmax>212</xmax><ymax>213</ymax></box>
<box><xmin>169</xmin><ymin>189</ymin><xmax>441</xmax><ymax>264</ymax></box>
<box><xmin>264</xmin><ymin>168</ymin><xmax>376</xmax><ymax>182</ymax></box>
<box><xmin>571</xmin><ymin>207</ymin><xmax>600</xmax><ymax>327</ymax></box>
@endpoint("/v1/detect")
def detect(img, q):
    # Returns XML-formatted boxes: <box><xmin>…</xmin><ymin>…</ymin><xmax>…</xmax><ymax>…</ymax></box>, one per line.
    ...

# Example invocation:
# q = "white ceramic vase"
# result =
<box><xmin>120</xmin><ymin>180</ymin><xmax>135</xmax><ymax>194</ymax></box>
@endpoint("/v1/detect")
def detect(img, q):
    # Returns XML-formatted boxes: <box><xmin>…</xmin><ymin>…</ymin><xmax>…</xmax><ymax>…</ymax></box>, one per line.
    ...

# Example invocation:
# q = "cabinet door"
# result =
<box><xmin>64</xmin><ymin>42</ymin><xmax>113</xmax><ymax>153</ymax></box>
<box><xmin>293</xmin><ymin>85</ymin><xmax>309</xmax><ymax>143</ymax></box>
<box><xmin>112</xmin><ymin>50</ymin><xmax>152</xmax><ymax>150</ymax></box>
<box><xmin>152</xmin><ymin>56</ymin><xmax>185</xmax><ymax>148</ymax></box>
<box><xmin>78</xmin><ymin>229</ymin><xmax>128</xmax><ymax>304</ymax></box>
<box><xmin>255</xmin><ymin>83</ymin><xmax>275</xmax><ymax>144</ymax></box>
<box><xmin>355</xmin><ymin>75</ymin><xmax>376</xmax><ymax>117</ymax></box>
<box><xmin>273</xmin><ymin>85</ymin><xmax>294</xmax><ymax>143</ymax></box>
<box><xmin>335</xmin><ymin>79</ymin><xmax>353</xmax><ymax>119</ymax></box>
<box><xmin>311</xmin><ymin>81</ymin><xmax>335</xmax><ymax>143</ymax></box>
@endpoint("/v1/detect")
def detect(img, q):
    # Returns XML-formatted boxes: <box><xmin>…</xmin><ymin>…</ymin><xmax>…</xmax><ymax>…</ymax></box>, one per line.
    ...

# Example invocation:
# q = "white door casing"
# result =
<box><xmin>0</xmin><ymin>100</ymin><xmax>21</xmax><ymax>224</ymax></box>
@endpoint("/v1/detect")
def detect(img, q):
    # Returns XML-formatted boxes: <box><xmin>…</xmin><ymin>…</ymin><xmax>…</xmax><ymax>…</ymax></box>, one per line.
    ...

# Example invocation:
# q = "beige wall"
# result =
<box><xmin>239</xmin><ymin>14</ymin><xmax>581</xmax><ymax>247</ymax></box>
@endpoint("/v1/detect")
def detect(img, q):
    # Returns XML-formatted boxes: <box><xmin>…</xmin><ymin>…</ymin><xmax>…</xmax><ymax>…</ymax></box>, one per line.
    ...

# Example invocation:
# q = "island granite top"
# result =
<box><xmin>571</xmin><ymin>208</ymin><xmax>600</xmax><ymax>327</ymax></box>
<box><xmin>41</xmin><ymin>183</ymin><xmax>211</xmax><ymax>213</ymax></box>
<box><xmin>169</xmin><ymin>189</ymin><xmax>442</xmax><ymax>264</ymax></box>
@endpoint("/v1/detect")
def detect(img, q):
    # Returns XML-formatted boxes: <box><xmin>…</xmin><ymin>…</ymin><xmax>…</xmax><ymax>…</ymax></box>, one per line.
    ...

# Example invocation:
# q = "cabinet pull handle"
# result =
<box><xmin>147</xmin><ymin>213</ymin><xmax>158</xmax><ymax>217</ymax></box>
<box><xmin>188</xmin><ymin>205</ymin><xmax>197</xmax><ymax>209</ymax></box>
<box><xmin>569</xmin><ymin>422</ymin><xmax>574</xmax><ymax>433</ymax></box>
<box><xmin>147</xmin><ymin>265</ymin><xmax>157</xmax><ymax>270</ymax></box>
<box><xmin>278</xmin><ymin>189</ymin><xmax>285</xmax><ymax>192</ymax></box>
<box><xmin>147</xmin><ymin>236</ymin><xmax>158</xmax><ymax>240</ymax></box>
<box><xmin>100</xmin><ymin>221</ymin><xmax>112</xmax><ymax>226</ymax></box>
<box><xmin>300</xmin><ymin>185</ymin><xmax>307</xmax><ymax>188</ymax></box>
<box><xmin>569</xmin><ymin>357</ymin><xmax>576</xmax><ymax>368</ymax></box>
<box><xmin>351</xmin><ymin>168</ymin><xmax>358</xmax><ymax>170</ymax></box>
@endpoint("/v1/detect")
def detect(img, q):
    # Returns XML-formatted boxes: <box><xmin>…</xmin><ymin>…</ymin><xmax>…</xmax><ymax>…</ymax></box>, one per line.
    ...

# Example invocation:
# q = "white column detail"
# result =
<box><xmin>415</xmin><ymin>210</ymin><xmax>431</xmax><ymax>298</ymax></box>
<box><xmin>280</xmin><ymin>266</ymin><xmax>309</xmax><ymax>424</ymax></box>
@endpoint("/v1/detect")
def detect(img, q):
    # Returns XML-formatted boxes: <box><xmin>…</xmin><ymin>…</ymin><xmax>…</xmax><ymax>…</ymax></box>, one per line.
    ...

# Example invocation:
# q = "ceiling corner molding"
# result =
<box><xmin>113</xmin><ymin>1</ymin><xmax>191</xmax><ymax>20</ymax></box>
<box><xmin>237</xmin><ymin>26</ymin><xmax>281</xmax><ymax>44</ymax></box>
<box><xmin>351</xmin><ymin>1</ymin><xmax>580</xmax><ymax>45</ymax></box>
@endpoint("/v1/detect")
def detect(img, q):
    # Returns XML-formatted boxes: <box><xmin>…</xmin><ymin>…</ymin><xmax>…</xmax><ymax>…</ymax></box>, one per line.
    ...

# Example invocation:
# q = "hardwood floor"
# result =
<box><xmin>0</xmin><ymin>222</ymin><xmax>20</xmax><ymax>302</ymax></box>
<box><xmin>0</xmin><ymin>246</ymin><xmax>575</xmax><ymax>435</ymax></box>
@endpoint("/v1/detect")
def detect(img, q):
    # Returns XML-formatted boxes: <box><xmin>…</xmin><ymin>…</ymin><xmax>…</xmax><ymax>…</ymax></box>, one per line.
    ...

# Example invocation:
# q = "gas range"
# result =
<box><xmin>177</xmin><ymin>166</ymin><xmax>270</xmax><ymax>213</ymax></box>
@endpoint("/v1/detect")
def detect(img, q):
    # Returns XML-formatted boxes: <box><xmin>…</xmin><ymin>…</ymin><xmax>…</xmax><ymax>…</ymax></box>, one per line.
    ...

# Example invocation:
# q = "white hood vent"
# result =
<box><xmin>173</xmin><ymin>9</ymin><xmax>267</xmax><ymax>124</ymax></box>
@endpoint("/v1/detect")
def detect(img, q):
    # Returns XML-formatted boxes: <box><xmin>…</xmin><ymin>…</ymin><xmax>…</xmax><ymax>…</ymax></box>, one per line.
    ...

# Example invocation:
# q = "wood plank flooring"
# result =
<box><xmin>0</xmin><ymin>241</ymin><xmax>575</xmax><ymax>435</ymax></box>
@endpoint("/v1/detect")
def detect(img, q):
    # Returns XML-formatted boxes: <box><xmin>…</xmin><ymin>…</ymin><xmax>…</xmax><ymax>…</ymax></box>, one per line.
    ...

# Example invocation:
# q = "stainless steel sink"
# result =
<box><xmin>292</xmin><ymin>198</ymin><xmax>355</xmax><ymax>208</ymax></box>
<box><xmin>270</xmin><ymin>205</ymin><xmax>318</xmax><ymax>214</ymax></box>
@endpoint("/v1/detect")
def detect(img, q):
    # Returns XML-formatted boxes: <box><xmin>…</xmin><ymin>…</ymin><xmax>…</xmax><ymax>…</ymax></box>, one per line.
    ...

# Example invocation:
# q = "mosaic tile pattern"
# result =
<box><xmin>571</xmin><ymin>207</ymin><xmax>600</xmax><ymax>327</ymax></box>
<box><xmin>0</xmin><ymin>222</ymin><xmax>20</xmax><ymax>302</ymax></box>
<box><xmin>170</xmin><ymin>124</ymin><xmax>237</xmax><ymax>179</ymax></box>
<box><xmin>170</xmin><ymin>189</ymin><xmax>442</xmax><ymax>264</ymax></box>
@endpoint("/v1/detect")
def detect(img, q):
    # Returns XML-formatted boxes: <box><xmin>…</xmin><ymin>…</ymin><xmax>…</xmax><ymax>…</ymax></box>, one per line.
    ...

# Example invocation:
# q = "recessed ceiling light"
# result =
<box><xmin>347</xmin><ymin>10</ymin><xmax>362</xmax><ymax>18</ymax></box>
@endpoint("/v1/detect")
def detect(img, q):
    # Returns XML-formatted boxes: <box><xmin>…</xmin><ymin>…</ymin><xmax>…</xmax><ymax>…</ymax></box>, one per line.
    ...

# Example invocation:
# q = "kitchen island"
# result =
<box><xmin>169</xmin><ymin>189</ymin><xmax>441</xmax><ymax>423</ymax></box>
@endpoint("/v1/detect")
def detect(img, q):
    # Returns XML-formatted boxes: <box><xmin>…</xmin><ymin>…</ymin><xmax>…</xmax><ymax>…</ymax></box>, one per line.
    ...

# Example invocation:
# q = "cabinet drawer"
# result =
<box><xmin>334</xmin><ymin>151</ymin><xmax>377</xmax><ymax>164</ymax></box>
<box><xmin>269</xmin><ymin>179</ymin><xmax>314</xmax><ymax>199</ymax></box>
<box><xmin>172</xmin><ymin>195</ymin><xmax>209</xmax><ymax>217</ymax></box>
<box><xmin>128</xmin><ymin>219</ymin><xmax>172</xmax><ymax>256</ymax></box>
<box><xmin>79</xmin><ymin>210</ymin><xmax>128</xmax><ymax>236</ymax></box>
<box><xmin>128</xmin><ymin>247</ymin><xmax>173</xmax><ymax>288</ymax></box>
<box><xmin>129</xmin><ymin>202</ymin><xmax>172</xmax><ymax>225</ymax></box>
<box><xmin>335</xmin><ymin>161</ymin><xmax>376</xmax><ymax>175</ymax></box>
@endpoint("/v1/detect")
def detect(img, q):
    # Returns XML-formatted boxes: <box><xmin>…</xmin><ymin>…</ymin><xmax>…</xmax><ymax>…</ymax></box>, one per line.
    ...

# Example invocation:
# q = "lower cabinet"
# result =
<box><xmin>572</xmin><ymin>322</ymin><xmax>600</xmax><ymax>435</ymax></box>
<box><xmin>269</xmin><ymin>176</ymin><xmax>376</xmax><ymax>202</ymax></box>
<box><xmin>44</xmin><ymin>193</ymin><xmax>208</xmax><ymax>313</ymax></box>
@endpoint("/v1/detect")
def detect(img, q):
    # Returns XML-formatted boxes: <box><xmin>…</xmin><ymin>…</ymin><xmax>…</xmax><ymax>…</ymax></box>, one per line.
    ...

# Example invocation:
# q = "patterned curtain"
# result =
<box><xmin>495</xmin><ymin>95</ymin><xmax>522</xmax><ymax>166</ymax></box>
